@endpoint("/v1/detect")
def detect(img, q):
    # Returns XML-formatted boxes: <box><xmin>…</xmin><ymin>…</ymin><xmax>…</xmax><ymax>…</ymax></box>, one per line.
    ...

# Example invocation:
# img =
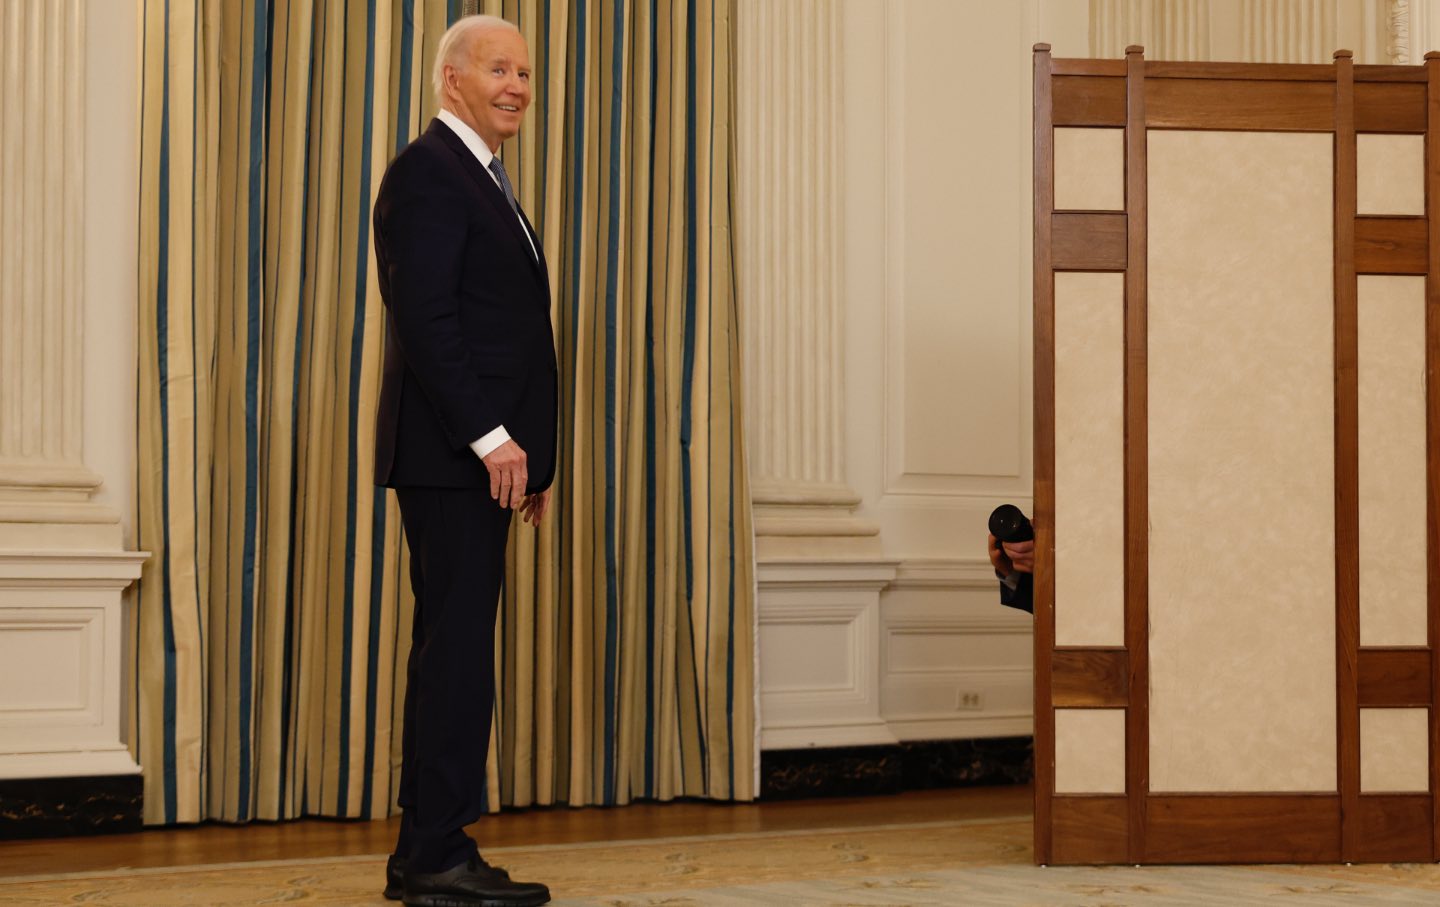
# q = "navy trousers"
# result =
<box><xmin>392</xmin><ymin>486</ymin><xmax>512</xmax><ymax>874</ymax></box>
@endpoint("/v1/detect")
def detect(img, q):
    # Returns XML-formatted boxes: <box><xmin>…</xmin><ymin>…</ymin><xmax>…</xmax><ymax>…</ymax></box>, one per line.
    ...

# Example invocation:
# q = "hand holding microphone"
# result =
<box><xmin>988</xmin><ymin>504</ymin><xmax>1034</xmax><ymax>614</ymax></box>
<box><xmin>988</xmin><ymin>504</ymin><xmax>1035</xmax><ymax>575</ymax></box>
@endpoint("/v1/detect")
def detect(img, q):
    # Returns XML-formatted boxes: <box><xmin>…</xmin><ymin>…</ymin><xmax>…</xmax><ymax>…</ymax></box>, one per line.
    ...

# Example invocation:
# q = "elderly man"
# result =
<box><xmin>372</xmin><ymin>14</ymin><xmax>556</xmax><ymax>907</ymax></box>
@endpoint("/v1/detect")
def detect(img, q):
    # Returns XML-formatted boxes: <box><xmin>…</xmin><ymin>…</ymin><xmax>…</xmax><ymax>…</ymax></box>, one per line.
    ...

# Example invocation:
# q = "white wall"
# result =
<box><xmin>85</xmin><ymin>0</ymin><xmax>141</xmax><ymax>545</ymax></box>
<box><xmin>832</xmin><ymin>0</ymin><xmax>1087</xmax><ymax>743</ymax></box>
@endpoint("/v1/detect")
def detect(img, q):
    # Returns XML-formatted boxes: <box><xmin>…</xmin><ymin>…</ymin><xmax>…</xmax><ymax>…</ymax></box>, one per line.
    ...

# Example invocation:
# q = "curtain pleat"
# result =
<box><xmin>133</xmin><ymin>0</ymin><xmax>753</xmax><ymax>826</ymax></box>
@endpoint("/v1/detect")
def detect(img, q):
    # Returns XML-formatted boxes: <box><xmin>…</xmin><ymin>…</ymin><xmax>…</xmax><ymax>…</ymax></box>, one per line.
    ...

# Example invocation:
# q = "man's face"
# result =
<box><xmin>447</xmin><ymin>27</ymin><xmax>532</xmax><ymax>150</ymax></box>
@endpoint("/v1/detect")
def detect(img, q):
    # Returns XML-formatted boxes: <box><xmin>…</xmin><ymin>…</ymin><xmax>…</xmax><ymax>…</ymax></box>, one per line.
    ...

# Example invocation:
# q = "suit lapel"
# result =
<box><xmin>428</xmin><ymin>119</ymin><xmax>545</xmax><ymax>283</ymax></box>
<box><xmin>515</xmin><ymin>206</ymin><xmax>551</xmax><ymax>294</ymax></box>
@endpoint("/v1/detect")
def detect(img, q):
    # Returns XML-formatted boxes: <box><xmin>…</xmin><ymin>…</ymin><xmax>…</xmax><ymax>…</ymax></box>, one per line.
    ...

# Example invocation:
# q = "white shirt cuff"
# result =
<box><xmin>470</xmin><ymin>425</ymin><xmax>511</xmax><ymax>460</ymax></box>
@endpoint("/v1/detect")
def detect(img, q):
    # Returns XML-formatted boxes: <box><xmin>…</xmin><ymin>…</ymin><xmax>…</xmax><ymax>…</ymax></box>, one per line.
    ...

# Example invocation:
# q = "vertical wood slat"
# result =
<box><xmin>1333</xmin><ymin>49</ymin><xmax>1360</xmax><ymax>865</ymax></box>
<box><xmin>1032</xmin><ymin>41</ymin><xmax>1056</xmax><ymax>866</ymax></box>
<box><xmin>1426</xmin><ymin>51</ymin><xmax>1440</xmax><ymax>863</ymax></box>
<box><xmin>1123</xmin><ymin>43</ymin><xmax>1148</xmax><ymax>866</ymax></box>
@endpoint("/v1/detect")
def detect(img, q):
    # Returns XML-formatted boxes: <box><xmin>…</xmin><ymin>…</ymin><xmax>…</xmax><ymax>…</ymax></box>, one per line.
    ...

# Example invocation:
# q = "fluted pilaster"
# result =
<box><xmin>1242</xmin><ymin>0</ymin><xmax>1336</xmax><ymax>62</ymax></box>
<box><xmin>1091</xmin><ymin>0</ymin><xmax>1211</xmax><ymax>60</ymax></box>
<box><xmin>0</xmin><ymin>0</ymin><xmax>116</xmax><ymax>548</ymax></box>
<box><xmin>736</xmin><ymin>0</ymin><xmax>875</xmax><ymax>555</ymax></box>
<box><xmin>1088</xmin><ymin>2</ymin><xmax>1409</xmax><ymax>66</ymax></box>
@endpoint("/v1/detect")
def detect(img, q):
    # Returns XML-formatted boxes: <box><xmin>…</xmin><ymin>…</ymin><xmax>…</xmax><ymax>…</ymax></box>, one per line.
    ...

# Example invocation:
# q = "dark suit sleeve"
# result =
<box><xmin>998</xmin><ymin>571</ymin><xmax>1034</xmax><ymax>614</ymax></box>
<box><xmin>374</xmin><ymin>150</ymin><xmax>502</xmax><ymax>450</ymax></box>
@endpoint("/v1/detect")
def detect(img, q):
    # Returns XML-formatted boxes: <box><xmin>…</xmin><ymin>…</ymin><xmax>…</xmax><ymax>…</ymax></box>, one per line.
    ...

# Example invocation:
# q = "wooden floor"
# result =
<box><xmin>0</xmin><ymin>785</ymin><xmax>1031</xmax><ymax>879</ymax></box>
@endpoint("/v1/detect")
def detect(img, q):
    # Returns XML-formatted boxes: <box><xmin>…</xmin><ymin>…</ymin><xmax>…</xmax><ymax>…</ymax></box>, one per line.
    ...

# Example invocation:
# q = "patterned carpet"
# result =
<box><xmin>2</xmin><ymin>817</ymin><xmax>1439</xmax><ymax>905</ymax></box>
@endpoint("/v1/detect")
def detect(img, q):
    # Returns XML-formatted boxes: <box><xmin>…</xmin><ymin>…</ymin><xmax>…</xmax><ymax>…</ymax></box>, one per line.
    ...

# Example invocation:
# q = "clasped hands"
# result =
<box><xmin>482</xmin><ymin>440</ymin><xmax>549</xmax><ymax>525</ymax></box>
<box><xmin>987</xmin><ymin>534</ymin><xmax>1034</xmax><ymax>577</ymax></box>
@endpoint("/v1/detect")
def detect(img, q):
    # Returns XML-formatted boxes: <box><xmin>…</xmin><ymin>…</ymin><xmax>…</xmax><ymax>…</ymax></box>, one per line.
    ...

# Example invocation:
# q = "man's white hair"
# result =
<box><xmin>432</xmin><ymin>15</ymin><xmax>521</xmax><ymax>104</ymax></box>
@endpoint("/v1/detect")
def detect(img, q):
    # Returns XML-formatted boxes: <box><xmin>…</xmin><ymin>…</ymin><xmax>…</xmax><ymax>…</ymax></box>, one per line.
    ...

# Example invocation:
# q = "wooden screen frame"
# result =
<box><xmin>1033</xmin><ymin>45</ymin><xmax>1440</xmax><ymax>865</ymax></box>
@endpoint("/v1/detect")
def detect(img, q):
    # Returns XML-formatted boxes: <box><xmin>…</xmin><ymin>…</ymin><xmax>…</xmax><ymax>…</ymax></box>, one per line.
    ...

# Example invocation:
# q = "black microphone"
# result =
<box><xmin>988</xmin><ymin>503</ymin><xmax>1033</xmax><ymax>545</ymax></box>
<box><xmin>988</xmin><ymin>504</ymin><xmax>1033</xmax><ymax>614</ymax></box>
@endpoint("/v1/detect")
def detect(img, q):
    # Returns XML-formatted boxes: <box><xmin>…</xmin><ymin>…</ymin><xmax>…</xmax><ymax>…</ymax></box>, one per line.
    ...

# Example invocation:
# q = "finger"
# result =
<box><xmin>489</xmin><ymin>464</ymin><xmax>501</xmax><ymax>501</ymax></box>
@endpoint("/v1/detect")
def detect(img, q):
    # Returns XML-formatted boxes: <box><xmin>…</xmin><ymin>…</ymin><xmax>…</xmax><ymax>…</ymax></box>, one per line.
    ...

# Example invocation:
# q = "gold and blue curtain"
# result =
<box><xmin>133</xmin><ymin>0</ymin><xmax>753</xmax><ymax>826</ymax></box>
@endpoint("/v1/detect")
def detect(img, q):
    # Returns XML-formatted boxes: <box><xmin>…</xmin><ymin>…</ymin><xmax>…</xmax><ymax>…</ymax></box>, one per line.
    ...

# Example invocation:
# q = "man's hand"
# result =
<box><xmin>519</xmin><ymin>489</ymin><xmax>550</xmax><ymax>526</ymax></box>
<box><xmin>482</xmin><ymin>439</ymin><xmax>528</xmax><ymax>509</ymax></box>
<box><xmin>988</xmin><ymin>533</ymin><xmax>1035</xmax><ymax>576</ymax></box>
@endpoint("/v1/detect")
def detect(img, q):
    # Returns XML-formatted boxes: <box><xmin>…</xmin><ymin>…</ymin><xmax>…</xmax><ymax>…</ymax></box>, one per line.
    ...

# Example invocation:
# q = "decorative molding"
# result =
<box><xmin>885</xmin><ymin>714</ymin><xmax>1035</xmax><ymax>741</ymax></box>
<box><xmin>1388</xmin><ymin>0</ymin><xmax>1411</xmax><ymax>63</ymax></box>
<box><xmin>878</xmin><ymin>2</ymin><xmax>1032</xmax><ymax>501</ymax></box>
<box><xmin>886</xmin><ymin>619</ymin><xmax>1033</xmax><ymax>638</ymax></box>
<box><xmin>891</xmin><ymin>556</ymin><xmax>1008</xmax><ymax>590</ymax></box>
<box><xmin>755</xmin><ymin>558</ymin><xmax>899</xmax><ymax>590</ymax></box>
<box><xmin>737</xmin><ymin>0</ymin><xmax>878</xmax><ymax>553</ymax></box>
<box><xmin>0</xmin><ymin>749</ymin><xmax>142</xmax><ymax>781</ymax></box>
<box><xmin>0</xmin><ymin>551</ymin><xmax>146</xmax><ymax>589</ymax></box>
<box><xmin>0</xmin><ymin>552</ymin><xmax>146</xmax><ymax>782</ymax></box>
<box><xmin>757</xmin><ymin>558</ymin><xmax>899</xmax><ymax>749</ymax></box>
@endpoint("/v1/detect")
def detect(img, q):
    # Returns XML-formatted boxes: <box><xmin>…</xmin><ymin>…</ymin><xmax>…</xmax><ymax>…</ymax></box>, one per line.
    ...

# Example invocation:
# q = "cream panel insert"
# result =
<box><xmin>1148</xmin><ymin>130</ymin><xmax>1336</xmax><ymax>792</ymax></box>
<box><xmin>1055</xmin><ymin>708</ymin><xmax>1126</xmax><ymax>794</ymax></box>
<box><xmin>1357</xmin><ymin>135</ymin><xmax>1424</xmax><ymax>216</ymax></box>
<box><xmin>1360</xmin><ymin>708</ymin><xmax>1431</xmax><ymax>793</ymax></box>
<box><xmin>1054</xmin><ymin>128</ymin><xmax>1125</xmax><ymax>211</ymax></box>
<box><xmin>1054</xmin><ymin>273</ymin><xmax>1125</xmax><ymax>646</ymax></box>
<box><xmin>1359</xmin><ymin>277</ymin><xmax>1428</xmax><ymax>646</ymax></box>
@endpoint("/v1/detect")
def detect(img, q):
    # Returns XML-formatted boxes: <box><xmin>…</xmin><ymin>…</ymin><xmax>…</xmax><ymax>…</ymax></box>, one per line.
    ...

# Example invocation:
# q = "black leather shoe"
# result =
<box><xmin>384</xmin><ymin>854</ymin><xmax>406</xmax><ymax>900</ymax></box>
<box><xmin>402</xmin><ymin>855</ymin><xmax>550</xmax><ymax>907</ymax></box>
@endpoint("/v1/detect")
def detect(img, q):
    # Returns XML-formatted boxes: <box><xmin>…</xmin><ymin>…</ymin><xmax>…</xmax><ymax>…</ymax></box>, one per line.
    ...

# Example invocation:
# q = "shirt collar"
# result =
<box><xmin>437</xmin><ymin>108</ymin><xmax>497</xmax><ymax>170</ymax></box>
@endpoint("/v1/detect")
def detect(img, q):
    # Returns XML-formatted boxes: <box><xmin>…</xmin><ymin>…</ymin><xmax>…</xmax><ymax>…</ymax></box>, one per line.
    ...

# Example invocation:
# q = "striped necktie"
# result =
<box><xmin>488</xmin><ymin>157</ymin><xmax>520</xmax><ymax>217</ymax></box>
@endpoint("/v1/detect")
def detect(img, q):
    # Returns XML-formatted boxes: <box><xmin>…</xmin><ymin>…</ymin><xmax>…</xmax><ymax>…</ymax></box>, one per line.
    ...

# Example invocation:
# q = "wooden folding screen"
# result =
<box><xmin>1033</xmin><ymin>45</ymin><xmax>1440</xmax><ymax>864</ymax></box>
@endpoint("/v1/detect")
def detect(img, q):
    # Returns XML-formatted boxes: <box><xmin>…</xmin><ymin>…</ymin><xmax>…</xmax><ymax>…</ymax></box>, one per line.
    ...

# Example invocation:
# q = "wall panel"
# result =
<box><xmin>1147</xmin><ymin>129</ymin><xmax>1336</xmax><ymax>792</ymax></box>
<box><xmin>1358</xmin><ymin>276</ymin><xmax>1428</xmax><ymax>646</ymax></box>
<box><xmin>1054</xmin><ymin>273</ymin><xmax>1125</xmax><ymax>647</ymax></box>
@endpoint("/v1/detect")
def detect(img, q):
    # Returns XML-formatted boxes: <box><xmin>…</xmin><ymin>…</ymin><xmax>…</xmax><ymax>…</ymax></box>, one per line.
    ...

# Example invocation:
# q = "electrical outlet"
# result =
<box><xmin>957</xmin><ymin>691</ymin><xmax>984</xmax><ymax>710</ymax></box>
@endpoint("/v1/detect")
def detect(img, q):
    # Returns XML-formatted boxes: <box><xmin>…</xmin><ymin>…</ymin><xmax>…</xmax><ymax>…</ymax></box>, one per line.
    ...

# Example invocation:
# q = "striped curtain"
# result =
<box><xmin>133</xmin><ymin>0</ymin><xmax>754</xmax><ymax>826</ymax></box>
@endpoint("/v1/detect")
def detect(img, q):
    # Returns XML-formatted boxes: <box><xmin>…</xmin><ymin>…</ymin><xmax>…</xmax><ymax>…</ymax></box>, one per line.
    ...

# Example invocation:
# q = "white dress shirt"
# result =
<box><xmin>436</xmin><ymin>108</ymin><xmax>538</xmax><ymax>461</ymax></box>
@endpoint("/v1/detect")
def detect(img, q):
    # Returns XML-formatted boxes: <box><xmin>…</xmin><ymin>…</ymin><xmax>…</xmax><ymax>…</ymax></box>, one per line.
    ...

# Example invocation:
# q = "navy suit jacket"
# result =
<box><xmin>373</xmin><ymin>118</ymin><xmax>557</xmax><ymax>492</ymax></box>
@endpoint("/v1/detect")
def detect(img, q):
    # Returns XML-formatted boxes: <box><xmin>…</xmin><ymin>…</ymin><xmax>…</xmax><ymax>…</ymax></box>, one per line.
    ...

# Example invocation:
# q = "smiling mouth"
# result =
<box><xmin>496</xmin><ymin>105</ymin><xmax>519</xmax><ymax>112</ymax></box>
